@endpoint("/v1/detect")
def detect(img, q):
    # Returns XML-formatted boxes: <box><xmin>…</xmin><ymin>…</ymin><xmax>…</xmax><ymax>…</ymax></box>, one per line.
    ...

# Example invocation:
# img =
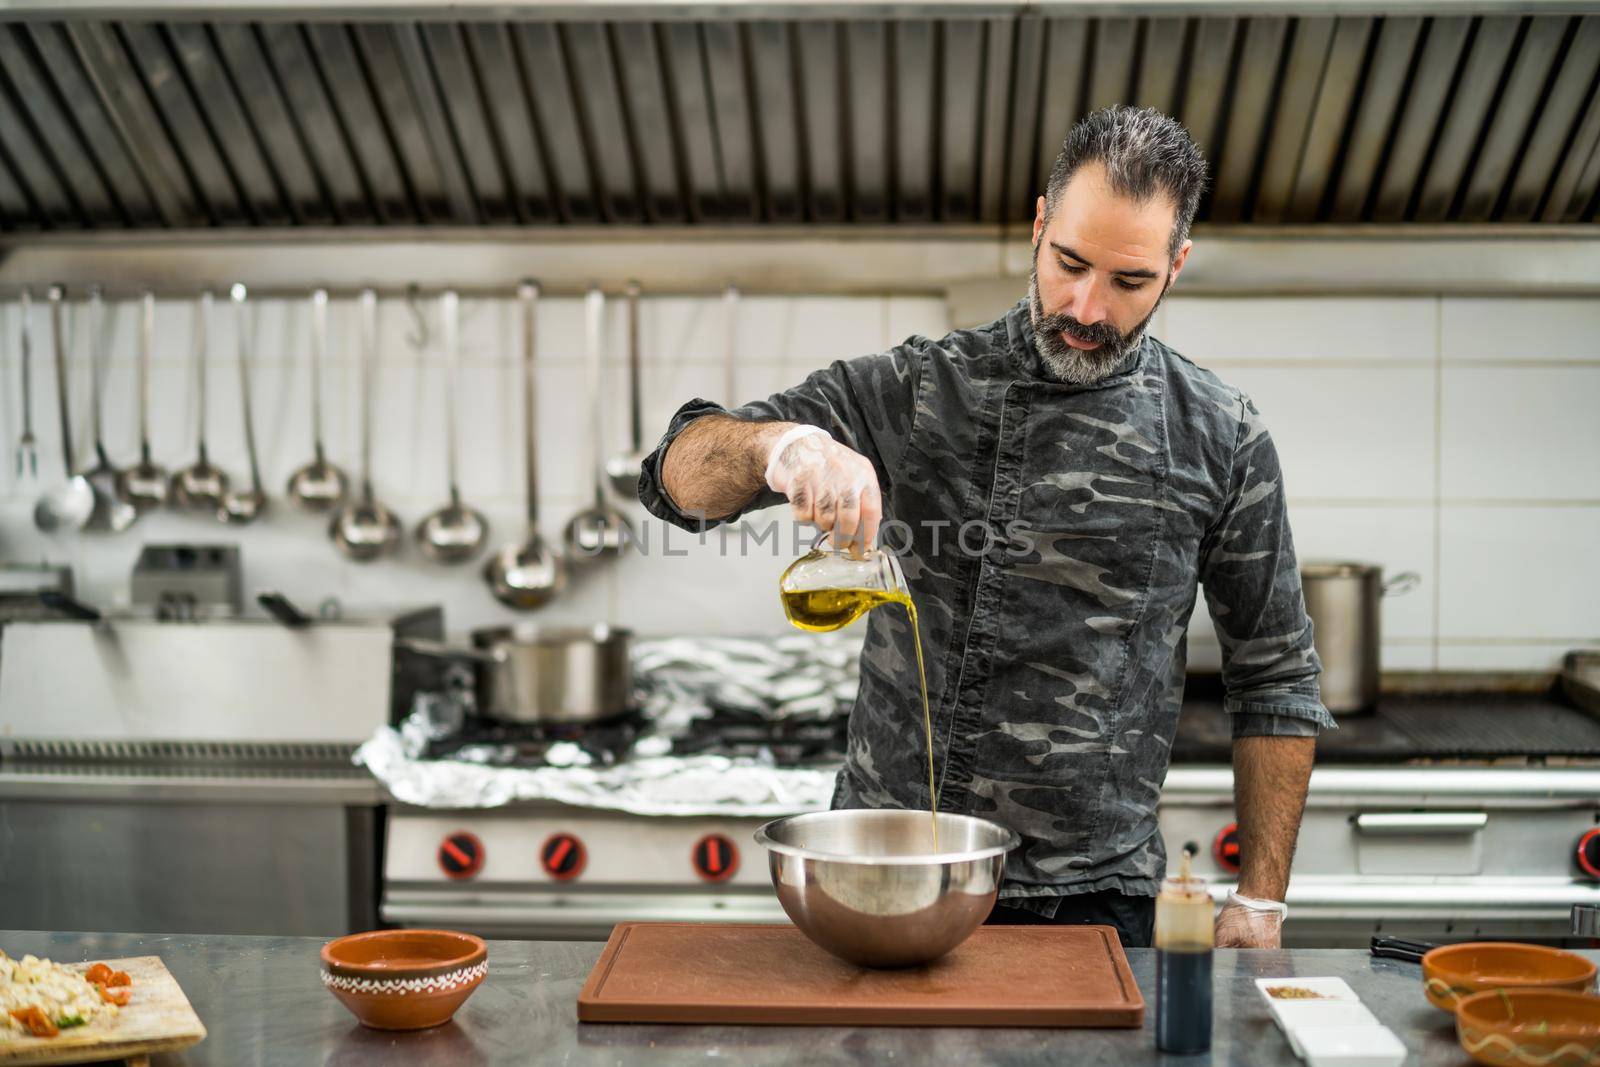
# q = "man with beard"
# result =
<box><xmin>637</xmin><ymin>105</ymin><xmax>1331</xmax><ymax>949</ymax></box>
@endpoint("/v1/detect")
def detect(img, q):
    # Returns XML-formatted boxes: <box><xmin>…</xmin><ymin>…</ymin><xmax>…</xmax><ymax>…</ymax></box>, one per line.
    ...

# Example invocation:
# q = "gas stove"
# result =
<box><xmin>418</xmin><ymin>708</ymin><xmax>847</xmax><ymax>769</ymax></box>
<box><xmin>670</xmin><ymin>713</ymin><xmax>847</xmax><ymax>765</ymax></box>
<box><xmin>1173</xmin><ymin>681</ymin><xmax>1600</xmax><ymax>765</ymax></box>
<box><xmin>422</xmin><ymin>713</ymin><xmax>646</xmax><ymax>767</ymax></box>
<box><xmin>384</xmin><ymin>805</ymin><xmax>781</xmax><ymax>937</ymax></box>
<box><xmin>381</xmin><ymin>679</ymin><xmax>1600</xmax><ymax>947</ymax></box>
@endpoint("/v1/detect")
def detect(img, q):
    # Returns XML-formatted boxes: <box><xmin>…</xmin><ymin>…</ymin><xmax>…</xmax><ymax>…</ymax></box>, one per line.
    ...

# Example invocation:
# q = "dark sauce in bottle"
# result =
<box><xmin>1154</xmin><ymin>849</ymin><xmax>1213</xmax><ymax>1054</ymax></box>
<box><xmin>1155</xmin><ymin>946</ymin><xmax>1214</xmax><ymax>1053</ymax></box>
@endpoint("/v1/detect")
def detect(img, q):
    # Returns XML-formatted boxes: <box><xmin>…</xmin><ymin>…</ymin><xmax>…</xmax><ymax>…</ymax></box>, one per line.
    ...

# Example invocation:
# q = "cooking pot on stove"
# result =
<box><xmin>1300</xmin><ymin>561</ymin><xmax>1420</xmax><ymax>714</ymax></box>
<box><xmin>469</xmin><ymin>623</ymin><xmax>634</xmax><ymax>725</ymax></box>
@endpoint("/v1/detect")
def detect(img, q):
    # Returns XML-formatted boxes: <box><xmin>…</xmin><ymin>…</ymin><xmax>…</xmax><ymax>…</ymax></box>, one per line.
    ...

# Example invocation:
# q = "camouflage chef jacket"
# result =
<box><xmin>638</xmin><ymin>300</ymin><xmax>1334</xmax><ymax>909</ymax></box>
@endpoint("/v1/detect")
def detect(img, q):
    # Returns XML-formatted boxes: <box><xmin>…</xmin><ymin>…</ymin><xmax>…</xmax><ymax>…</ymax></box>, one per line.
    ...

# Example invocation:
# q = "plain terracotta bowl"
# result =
<box><xmin>1456</xmin><ymin>989</ymin><xmax>1600</xmax><ymax>1066</ymax></box>
<box><xmin>320</xmin><ymin>929</ymin><xmax>488</xmax><ymax>1030</ymax></box>
<box><xmin>1423</xmin><ymin>942</ymin><xmax>1596</xmax><ymax>1015</ymax></box>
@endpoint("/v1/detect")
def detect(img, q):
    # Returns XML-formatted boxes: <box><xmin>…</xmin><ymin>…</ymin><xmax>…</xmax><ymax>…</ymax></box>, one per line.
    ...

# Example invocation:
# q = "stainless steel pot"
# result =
<box><xmin>1300</xmin><ymin>561</ymin><xmax>1420</xmax><ymax>714</ymax></box>
<box><xmin>469</xmin><ymin>622</ymin><xmax>633</xmax><ymax>724</ymax></box>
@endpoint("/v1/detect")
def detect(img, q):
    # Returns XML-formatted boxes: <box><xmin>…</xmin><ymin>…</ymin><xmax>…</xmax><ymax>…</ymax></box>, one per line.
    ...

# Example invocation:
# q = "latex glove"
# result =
<box><xmin>1214</xmin><ymin>892</ymin><xmax>1287</xmax><ymax>948</ymax></box>
<box><xmin>765</xmin><ymin>426</ymin><xmax>884</xmax><ymax>551</ymax></box>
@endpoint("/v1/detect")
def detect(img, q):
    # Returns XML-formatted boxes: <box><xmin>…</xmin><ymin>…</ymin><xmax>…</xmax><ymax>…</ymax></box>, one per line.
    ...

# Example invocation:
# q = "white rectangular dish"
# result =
<box><xmin>1295</xmin><ymin>1024</ymin><xmax>1408</xmax><ymax>1067</ymax></box>
<box><xmin>1268</xmin><ymin>1000</ymin><xmax>1382</xmax><ymax>1058</ymax></box>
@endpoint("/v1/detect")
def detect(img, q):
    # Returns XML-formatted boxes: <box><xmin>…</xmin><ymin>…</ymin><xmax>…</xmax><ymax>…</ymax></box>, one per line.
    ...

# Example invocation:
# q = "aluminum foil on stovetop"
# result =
<box><xmin>633</xmin><ymin>631</ymin><xmax>864</xmax><ymax>735</ymax></box>
<box><xmin>355</xmin><ymin>725</ymin><xmax>837</xmax><ymax>815</ymax></box>
<box><xmin>354</xmin><ymin>632</ymin><xmax>862</xmax><ymax>814</ymax></box>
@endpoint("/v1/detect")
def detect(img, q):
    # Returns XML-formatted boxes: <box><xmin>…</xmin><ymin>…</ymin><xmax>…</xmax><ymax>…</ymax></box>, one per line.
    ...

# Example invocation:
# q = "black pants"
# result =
<box><xmin>985</xmin><ymin>889</ymin><xmax>1156</xmax><ymax>949</ymax></box>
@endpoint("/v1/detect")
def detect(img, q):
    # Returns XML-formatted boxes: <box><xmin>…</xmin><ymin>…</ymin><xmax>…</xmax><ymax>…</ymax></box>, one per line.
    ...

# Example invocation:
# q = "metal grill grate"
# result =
<box><xmin>1173</xmin><ymin>692</ymin><xmax>1600</xmax><ymax>764</ymax></box>
<box><xmin>0</xmin><ymin>738</ymin><xmax>359</xmax><ymax>765</ymax></box>
<box><xmin>0</xmin><ymin>12</ymin><xmax>1595</xmax><ymax>233</ymax></box>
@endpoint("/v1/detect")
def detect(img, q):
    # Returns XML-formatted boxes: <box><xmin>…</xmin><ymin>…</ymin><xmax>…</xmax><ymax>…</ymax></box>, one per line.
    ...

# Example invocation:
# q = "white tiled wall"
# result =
<box><xmin>1</xmin><ymin>288</ymin><xmax>1595</xmax><ymax>672</ymax></box>
<box><xmin>1167</xmin><ymin>294</ymin><xmax>1600</xmax><ymax>673</ymax></box>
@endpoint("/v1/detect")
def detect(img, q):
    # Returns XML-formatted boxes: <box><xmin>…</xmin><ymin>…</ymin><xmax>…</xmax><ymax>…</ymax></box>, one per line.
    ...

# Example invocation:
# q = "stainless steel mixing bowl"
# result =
<box><xmin>754</xmin><ymin>809</ymin><xmax>1019</xmax><ymax>968</ymax></box>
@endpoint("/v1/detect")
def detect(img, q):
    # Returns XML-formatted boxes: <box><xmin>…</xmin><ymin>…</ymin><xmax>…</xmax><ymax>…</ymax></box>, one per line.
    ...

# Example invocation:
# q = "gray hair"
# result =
<box><xmin>1043</xmin><ymin>105</ymin><xmax>1208</xmax><ymax>261</ymax></box>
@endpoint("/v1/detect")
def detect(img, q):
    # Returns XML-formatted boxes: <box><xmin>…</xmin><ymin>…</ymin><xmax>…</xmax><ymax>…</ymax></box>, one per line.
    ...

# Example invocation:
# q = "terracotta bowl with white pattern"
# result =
<box><xmin>320</xmin><ymin>929</ymin><xmax>488</xmax><ymax>1030</ymax></box>
<box><xmin>1423</xmin><ymin>942</ymin><xmax>1596</xmax><ymax>1015</ymax></box>
<box><xmin>1456</xmin><ymin>989</ymin><xmax>1600</xmax><ymax>1066</ymax></box>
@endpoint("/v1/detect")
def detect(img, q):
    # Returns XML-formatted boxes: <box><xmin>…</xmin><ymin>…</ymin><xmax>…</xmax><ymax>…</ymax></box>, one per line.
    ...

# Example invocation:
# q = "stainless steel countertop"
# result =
<box><xmin>6</xmin><ymin>930</ymin><xmax>1583</xmax><ymax>1065</ymax></box>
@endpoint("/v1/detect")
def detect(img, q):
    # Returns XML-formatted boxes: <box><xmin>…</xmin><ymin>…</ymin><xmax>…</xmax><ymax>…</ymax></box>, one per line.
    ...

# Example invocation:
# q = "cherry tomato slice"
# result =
<box><xmin>9</xmin><ymin>1006</ymin><xmax>59</xmax><ymax>1037</ymax></box>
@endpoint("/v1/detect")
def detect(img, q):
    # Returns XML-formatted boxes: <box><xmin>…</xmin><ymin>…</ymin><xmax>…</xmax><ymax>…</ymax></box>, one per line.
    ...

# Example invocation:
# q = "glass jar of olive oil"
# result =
<box><xmin>779</xmin><ymin>535</ymin><xmax>940</xmax><ymax>850</ymax></box>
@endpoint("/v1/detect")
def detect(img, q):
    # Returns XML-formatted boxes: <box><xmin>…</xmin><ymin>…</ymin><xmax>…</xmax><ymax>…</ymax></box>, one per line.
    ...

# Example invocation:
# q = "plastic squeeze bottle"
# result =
<box><xmin>1154</xmin><ymin>849</ymin><xmax>1213</xmax><ymax>1054</ymax></box>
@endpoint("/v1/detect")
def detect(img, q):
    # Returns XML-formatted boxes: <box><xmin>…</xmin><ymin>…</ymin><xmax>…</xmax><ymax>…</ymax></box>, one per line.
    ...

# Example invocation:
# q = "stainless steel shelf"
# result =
<box><xmin>5</xmin><ymin>229</ymin><xmax>1599</xmax><ymax>298</ymax></box>
<box><xmin>1163</xmin><ymin>764</ymin><xmax>1600</xmax><ymax>804</ymax></box>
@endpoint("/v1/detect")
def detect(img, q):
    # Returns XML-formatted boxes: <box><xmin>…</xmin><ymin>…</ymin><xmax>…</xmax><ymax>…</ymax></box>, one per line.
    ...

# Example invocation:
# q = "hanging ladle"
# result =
<box><xmin>170</xmin><ymin>291</ymin><xmax>230</xmax><ymax>510</ymax></box>
<box><xmin>330</xmin><ymin>288</ymin><xmax>402</xmax><ymax>561</ymax></box>
<box><xmin>416</xmin><ymin>290</ymin><xmax>490</xmax><ymax>563</ymax></box>
<box><xmin>604</xmin><ymin>280</ymin><xmax>646</xmax><ymax>497</ymax></box>
<box><xmin>723</xmin><ymin>283</ymin><xmax>739</xmax><ymax>407</ymax></box>
<box><xmin>286</xmin><ymin>289</ymin><xmax>348</xmax><ymax>511</ymax></box>
<box><xmin>32</xmin><ymin>285</ymin><xmax>94</xmax><ymax>533</ymax></box>
<box><xmin>485</xmin><ymin>280</ymin><xmax>565</xmax><ymax>609</ymax></box>
<box><xmin>563</xmin><ymin>285</ymin><xmax>634</xmax><ymax>562</ymax></box>
<box><xmin>116</xmin><ymin>290</ymin><xmax>169</xmax><ymax>511</ymax></box>
<box><xmin>82</xmin><ymin>286</ymin><xmax>137</xmax><ymax>533</ymax></box>
<box><xmin>15</xmin><ymin>288</ymin><xmax>38</xmax><ymax>484</ymax></box>
<box><xmin>218</xmin><ymin>284</ymin><xmax>268</xmax><ymax>524</ymax></box>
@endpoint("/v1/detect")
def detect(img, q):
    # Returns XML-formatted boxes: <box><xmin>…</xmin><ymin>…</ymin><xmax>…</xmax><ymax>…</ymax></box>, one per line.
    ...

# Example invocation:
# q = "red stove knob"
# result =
<box><xmin>541</xmin><ymin>832</ymin><xmax>587</xmax><ymax>882</ymax></box>
<box><xmin>1213</xmin><ymin>823</ymin><xmax>1242</xmax><ymax>874</ymax></box>
<box><xmin>1577</xmin><ymin>829</ymin><xmax>1600</xmax><ymax>880</ymax></box>
<box><xmin>438</xmin><ymin>831</ymin><xmax>485</xmax><ymax>881</ymax></box>
<box><xmin>692</xmin><ymin>834</ymin><xmax>739</xmax><ymax>883</ymax></box>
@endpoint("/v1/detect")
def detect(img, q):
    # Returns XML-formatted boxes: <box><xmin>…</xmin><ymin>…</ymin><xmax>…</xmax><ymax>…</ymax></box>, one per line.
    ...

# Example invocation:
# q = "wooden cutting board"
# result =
<box><xmin>578</xmin><ymin>922</ymin><xmax>1145</xmax><ymax>1027</ymax></box>
<box><xmin>0</xmin><ymin>956</ymin><xmax>206</xmax><ymax>1066</ymax></box>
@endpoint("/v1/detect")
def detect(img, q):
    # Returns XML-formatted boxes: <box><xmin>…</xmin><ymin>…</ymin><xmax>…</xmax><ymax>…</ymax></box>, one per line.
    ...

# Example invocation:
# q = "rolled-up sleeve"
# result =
<box><xmin>637</xmin><ymin>343</ymin><xmax>921</xmax><ymax>532</ymax></box>
<box><xmin>1198</xmin><ymin>393</ymin><xmax>1335</xmax><ymax>739</ymax></box>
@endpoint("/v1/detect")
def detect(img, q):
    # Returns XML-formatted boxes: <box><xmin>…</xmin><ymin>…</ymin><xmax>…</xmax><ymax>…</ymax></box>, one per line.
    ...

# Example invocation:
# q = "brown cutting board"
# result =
<box><xmin>0</xmin><ymin>956</ymin><xmax>206</xmax><ymax>1066</ymax></box>
<box><xmin>578</xmin><ymin>922</ymin><xmax>1144</xmax><ymax>1027</ymax></box>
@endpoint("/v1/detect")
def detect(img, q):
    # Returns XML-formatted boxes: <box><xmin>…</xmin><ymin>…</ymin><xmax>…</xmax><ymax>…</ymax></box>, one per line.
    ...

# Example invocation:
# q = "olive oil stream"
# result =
<box><xmin>781</xmin><ymin>588</ymin><xmax>939</xmax><ymax>851</ymax></box>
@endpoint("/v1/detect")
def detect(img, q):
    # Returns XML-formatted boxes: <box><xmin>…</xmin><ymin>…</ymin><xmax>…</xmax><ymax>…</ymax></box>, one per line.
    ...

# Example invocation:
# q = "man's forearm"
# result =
<box><xmin>661</xmin><ymin>415</ymin><xmax>791</xmax><ymax>520</ymax></box>
<box><xmin>1231</xmin><ymin>734</ymin><xmax>1316</xmax><ymax>900</ymax></box>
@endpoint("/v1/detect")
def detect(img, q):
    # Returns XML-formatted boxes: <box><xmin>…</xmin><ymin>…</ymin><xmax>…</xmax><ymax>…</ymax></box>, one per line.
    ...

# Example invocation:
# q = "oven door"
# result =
<box><xmin>0</xmin><ymin>772</ymin><xmax>383</xmax><ymax>936</ymax></box>
<box><xmin>1159</xmin><ymin>766</ymin><xmax>1600</xmax><ymax>947</ymax></box>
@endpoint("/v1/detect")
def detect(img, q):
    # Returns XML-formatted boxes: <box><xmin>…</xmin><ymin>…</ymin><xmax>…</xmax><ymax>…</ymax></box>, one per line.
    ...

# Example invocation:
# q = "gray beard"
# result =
<box><xmin>1027</xmin><ymin>268</ymin><xmax>1162</xmax><ymax>385</ymax></box>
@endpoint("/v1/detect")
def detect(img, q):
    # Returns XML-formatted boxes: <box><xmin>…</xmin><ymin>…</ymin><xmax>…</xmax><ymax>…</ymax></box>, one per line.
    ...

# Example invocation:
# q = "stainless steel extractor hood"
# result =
<box><xmin>0</xmin><ymin>3</ymin><xmax>1595</xmax><ymax>233</ymax></box>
